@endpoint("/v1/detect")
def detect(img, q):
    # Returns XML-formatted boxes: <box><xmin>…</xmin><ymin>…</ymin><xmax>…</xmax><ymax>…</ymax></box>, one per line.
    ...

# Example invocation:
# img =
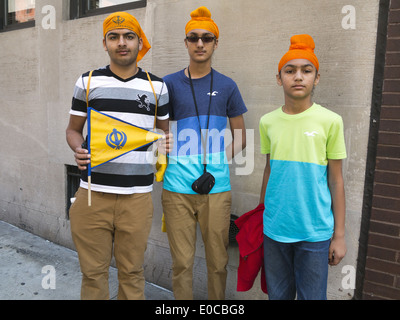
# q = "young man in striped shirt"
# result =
<box><xmin>66</xmin><ymin>12</ymin><xmax>170</xmax><ymax>300</ymax></box>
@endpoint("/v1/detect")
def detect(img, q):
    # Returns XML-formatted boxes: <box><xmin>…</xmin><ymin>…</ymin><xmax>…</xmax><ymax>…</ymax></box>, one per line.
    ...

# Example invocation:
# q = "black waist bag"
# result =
<box><xmin>192</xmin><ymin>171</ymin><xmax>215</xmax><ymax>195</ymax></box>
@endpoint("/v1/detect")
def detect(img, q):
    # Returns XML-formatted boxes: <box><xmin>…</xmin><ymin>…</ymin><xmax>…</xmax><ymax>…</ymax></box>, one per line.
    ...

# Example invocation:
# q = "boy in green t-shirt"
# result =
<box><xmin>259</xmin><ymin>34</ymin><xmax>347</xmax><ymax>300</ymax></box>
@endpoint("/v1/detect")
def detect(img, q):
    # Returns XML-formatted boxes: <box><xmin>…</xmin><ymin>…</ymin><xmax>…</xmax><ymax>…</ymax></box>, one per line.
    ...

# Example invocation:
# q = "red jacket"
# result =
<box><xmin>235</xmin><ymin>203</ymin><xmax>267</xmax><ymax>294</ymax></box>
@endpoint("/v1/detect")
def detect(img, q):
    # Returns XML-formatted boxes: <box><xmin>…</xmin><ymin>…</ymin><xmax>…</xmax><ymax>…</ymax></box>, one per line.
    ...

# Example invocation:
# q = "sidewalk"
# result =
<box><xmin>0</xmin><ymin>220</ymin><xmax>174</xmax><ymax>300</ymax></box>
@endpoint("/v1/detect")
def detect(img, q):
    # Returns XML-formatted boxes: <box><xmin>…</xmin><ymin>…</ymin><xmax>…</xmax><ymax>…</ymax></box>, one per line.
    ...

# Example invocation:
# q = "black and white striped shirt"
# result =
<box><xmin>70</xmin><ymin>66</ymin><xmax>169</xmax><ymax>194</ymax></box>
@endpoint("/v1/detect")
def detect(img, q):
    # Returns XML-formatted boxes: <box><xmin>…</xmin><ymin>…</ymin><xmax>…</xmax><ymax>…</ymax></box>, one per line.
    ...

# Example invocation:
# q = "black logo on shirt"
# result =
<box><xmin>136</xmin><ymin>94</ymin><xmax>151</xmax><ymax>111</ymax></box>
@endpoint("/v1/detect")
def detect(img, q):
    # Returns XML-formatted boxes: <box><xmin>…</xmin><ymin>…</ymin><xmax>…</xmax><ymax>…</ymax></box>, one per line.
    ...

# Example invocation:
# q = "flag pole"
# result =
<box><xmin>88</xmin><ymin>175</ymin><xmax>92</xmax><ymax>207</ymax></box>
<box><xmin>87</xmin><ymin>143</ymin><xmax>92</xmax><ymax>206</ymax></box>
<box><xmin>85</xmin><ymin>71</ymin><xmax>94</xmax><ymax>207</ymax></box>
<box><xmin>87</xmin><ymin>142</ymin><xmax>92</xmax><ymax>207</ymax></box>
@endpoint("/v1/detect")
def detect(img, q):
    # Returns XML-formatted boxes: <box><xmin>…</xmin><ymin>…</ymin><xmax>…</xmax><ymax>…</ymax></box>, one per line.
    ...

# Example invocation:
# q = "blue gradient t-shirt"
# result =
<box><xmin>163</xmin><ymin>69</ymin><xmax>247</xmax><ymax>194</ymax></box>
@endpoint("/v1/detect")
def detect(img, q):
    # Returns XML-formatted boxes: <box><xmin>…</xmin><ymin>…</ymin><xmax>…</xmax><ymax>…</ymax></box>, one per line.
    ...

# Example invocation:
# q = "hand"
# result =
<box><xmin>74</xmin><ymin>147</ymin><xmax>91</xmax><ymax>170</ymax></box>
<box><xmin>328</xmin><ymin>234</ymin><xmax>347</xmax><ymax>266</ymax></box>
<box><xmin>158</xmin><ymin>132</ymin><xmax>174</xmax><ymax>155</ymax></box>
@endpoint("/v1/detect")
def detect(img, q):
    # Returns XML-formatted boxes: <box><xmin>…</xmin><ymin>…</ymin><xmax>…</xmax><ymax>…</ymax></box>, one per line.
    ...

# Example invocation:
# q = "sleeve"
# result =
<box><xmin>326</xmin><ymin>115</ymin><xmax>347</xmax><ymax>159</ymax></box>
<box><xmin>259</xmin><ymin>116</ymin><xmax>271</xmax><ymax>155</ymax></box>
<box><xmin>226</xmin><ymin>82</ymin><xmax>248</xmax><ymax>118</ymax></box>
<box><xmin>69</xmin><ymin>75</ymin><xmax>88</xmax><ymax>117</ymax></box>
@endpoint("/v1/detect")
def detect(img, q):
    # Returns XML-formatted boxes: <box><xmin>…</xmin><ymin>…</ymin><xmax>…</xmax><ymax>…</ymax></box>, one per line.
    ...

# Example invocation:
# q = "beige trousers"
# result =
<box><xmin>69</xmin><ymin>188</ymin><xmax>153</xmax><ymax>300</ymax></box>
<box><xmin>162</xmin><ymin>189</ymin><xmax>232</xmax><ymax>300</ymax></box>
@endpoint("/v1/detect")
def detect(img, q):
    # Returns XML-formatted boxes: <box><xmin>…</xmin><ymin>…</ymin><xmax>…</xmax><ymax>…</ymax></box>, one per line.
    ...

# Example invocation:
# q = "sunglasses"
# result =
<box><xmin>186</xmin><ymin>36</ymin><xmax>216</xmax><ymax>43</ymax></box>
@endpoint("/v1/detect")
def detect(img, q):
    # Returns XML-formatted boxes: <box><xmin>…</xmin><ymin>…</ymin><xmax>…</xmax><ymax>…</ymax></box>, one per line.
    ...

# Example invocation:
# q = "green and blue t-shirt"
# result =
<box><xmin>259</xmin><ymin>103</ymin><xmax>347</xmax><ymax>242</ymax></box>
<box><xmin>163</xmin><ymin>69</ymin><xmax>247</xmax><ymax>194</ymax></box>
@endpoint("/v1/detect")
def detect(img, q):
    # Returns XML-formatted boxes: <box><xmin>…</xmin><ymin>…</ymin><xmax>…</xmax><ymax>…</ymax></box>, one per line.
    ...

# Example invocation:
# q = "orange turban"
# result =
<box><xmin>278</xmin><ymin>34</ymin><xmax>319</xmax><ymax>72</ymax></box>
<box><xmin>185</xmin><ymin>6</ymin><xmax>219</xmax><ymax>39</ymax></box>
<box><xmin>103</xmin><ymin>12</ymin><xmax>151</xmax><ymax>62</ymax></box>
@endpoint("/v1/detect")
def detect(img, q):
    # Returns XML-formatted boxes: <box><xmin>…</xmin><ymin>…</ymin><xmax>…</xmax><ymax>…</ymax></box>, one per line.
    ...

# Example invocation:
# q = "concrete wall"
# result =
<box><xmin>0</xmin><ymin>0</ymin><xmax>380</xmax><ymax>299</ymax></box>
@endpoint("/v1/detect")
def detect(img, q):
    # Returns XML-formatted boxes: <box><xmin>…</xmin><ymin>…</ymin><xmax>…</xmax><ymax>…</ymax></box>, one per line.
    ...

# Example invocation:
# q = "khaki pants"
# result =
<box><xmin>162</xmin><ymin>189</ymin><xmax>231</xmax><ymax>300</ymax></box>
<box><xmin>69</xmin><ymin>188</ymin><xmax>153</xmax><ymax>300</ymax></box>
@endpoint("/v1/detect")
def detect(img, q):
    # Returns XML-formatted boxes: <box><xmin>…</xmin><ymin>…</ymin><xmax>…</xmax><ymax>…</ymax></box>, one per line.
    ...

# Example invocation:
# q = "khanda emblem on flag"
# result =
<box><xmin>106</xmin><ymin>128</ymin><xmax>127</xmax><ymax>150</ymax></box>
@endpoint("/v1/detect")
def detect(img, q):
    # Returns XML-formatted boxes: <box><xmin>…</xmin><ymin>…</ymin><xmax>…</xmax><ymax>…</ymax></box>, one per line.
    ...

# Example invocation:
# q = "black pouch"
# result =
<box><xmin>192</xmin><ymin>172</ymin><xmax>215</xmax><ymax>195</ymax></box>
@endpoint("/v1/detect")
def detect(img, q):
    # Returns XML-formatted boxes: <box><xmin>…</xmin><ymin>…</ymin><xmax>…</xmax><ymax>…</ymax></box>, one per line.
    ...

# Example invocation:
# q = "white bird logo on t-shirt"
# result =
<box><xmin>304</xmin><ymin>131</ymin><xmax>319</xmax><ymax>137</ymax></box>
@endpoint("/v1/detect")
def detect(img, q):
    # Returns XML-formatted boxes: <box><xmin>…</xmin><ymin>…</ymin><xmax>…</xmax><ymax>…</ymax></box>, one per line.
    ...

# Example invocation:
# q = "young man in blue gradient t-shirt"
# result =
<box><xmin>162</xmin><ymin>6</ymin><xmax>247</xmax><ymax>300</ymax></box>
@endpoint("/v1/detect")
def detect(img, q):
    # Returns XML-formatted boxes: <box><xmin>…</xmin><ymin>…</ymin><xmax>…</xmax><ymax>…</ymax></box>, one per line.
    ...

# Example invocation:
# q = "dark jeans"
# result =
<box><xmin>263</xmin><ymin>235</ymin><xmax>330</xmax><ymax>300</ymax></box>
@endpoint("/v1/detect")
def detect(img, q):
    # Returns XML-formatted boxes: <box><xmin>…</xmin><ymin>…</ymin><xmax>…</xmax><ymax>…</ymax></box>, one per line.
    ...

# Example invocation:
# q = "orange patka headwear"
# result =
<box><xmin>278</xmin><ymin>34</ymin><xmax>319</xmax><ymax>72</ymax></box>
<box><xmin>185</xmin><ymin>6</ymin><xmax>219</xmax><ymax>38</ymax></box>
<box><xmin>103</xmin><ymin>11</ymin><xmax>151</xmax><ymax>62</ymax></box>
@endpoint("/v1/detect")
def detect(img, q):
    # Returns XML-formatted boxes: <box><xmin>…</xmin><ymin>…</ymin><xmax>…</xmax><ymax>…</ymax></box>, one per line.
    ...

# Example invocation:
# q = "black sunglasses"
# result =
<box><xmin>186</xmin><ymin>36</ymin><xmax>216</xmax><ymax>43</ymax></box>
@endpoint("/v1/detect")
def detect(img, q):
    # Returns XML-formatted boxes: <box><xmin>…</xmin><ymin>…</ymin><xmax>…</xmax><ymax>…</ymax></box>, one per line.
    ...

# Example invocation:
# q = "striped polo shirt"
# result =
<box><xmin>259</xmin><ymin>103</ymin><xmax>347</xmax><ymax>242</ymax></box>
<box><xmin>70</xmin><ymin>66</ymin><xmax>169</xmax><ymax>194</ymax></box>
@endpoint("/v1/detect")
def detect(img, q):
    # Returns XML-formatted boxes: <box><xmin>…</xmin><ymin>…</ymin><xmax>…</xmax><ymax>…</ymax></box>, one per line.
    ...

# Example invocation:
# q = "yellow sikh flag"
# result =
<box><xmin>88</xmin><ymin>108</ymin><xmax>162</xmax><ymax>170</ymax></box>
<box><xmin>88</xmin><ymin>108</ymin><xmax>162</xmax><ymax>169</ymax></box>
<box><xmin>87</xmin><ymin>108</ymin><xmax>163</xmax><ymax>205</ymax></box>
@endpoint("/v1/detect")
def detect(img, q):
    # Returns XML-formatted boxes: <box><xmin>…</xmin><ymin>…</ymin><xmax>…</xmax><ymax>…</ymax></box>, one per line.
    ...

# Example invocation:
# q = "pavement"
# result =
<box><xmin>0</xmin><ymin>220</ymin><xmax>174</xmax><ymax>300</ymax></box>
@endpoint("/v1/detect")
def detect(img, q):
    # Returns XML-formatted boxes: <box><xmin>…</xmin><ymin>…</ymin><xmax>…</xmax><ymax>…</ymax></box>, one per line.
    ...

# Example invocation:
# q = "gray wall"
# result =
<box><xmin>0</xmin><ymin>0</ymin><xmax>380</xmax><ymax>299</ymax></box>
